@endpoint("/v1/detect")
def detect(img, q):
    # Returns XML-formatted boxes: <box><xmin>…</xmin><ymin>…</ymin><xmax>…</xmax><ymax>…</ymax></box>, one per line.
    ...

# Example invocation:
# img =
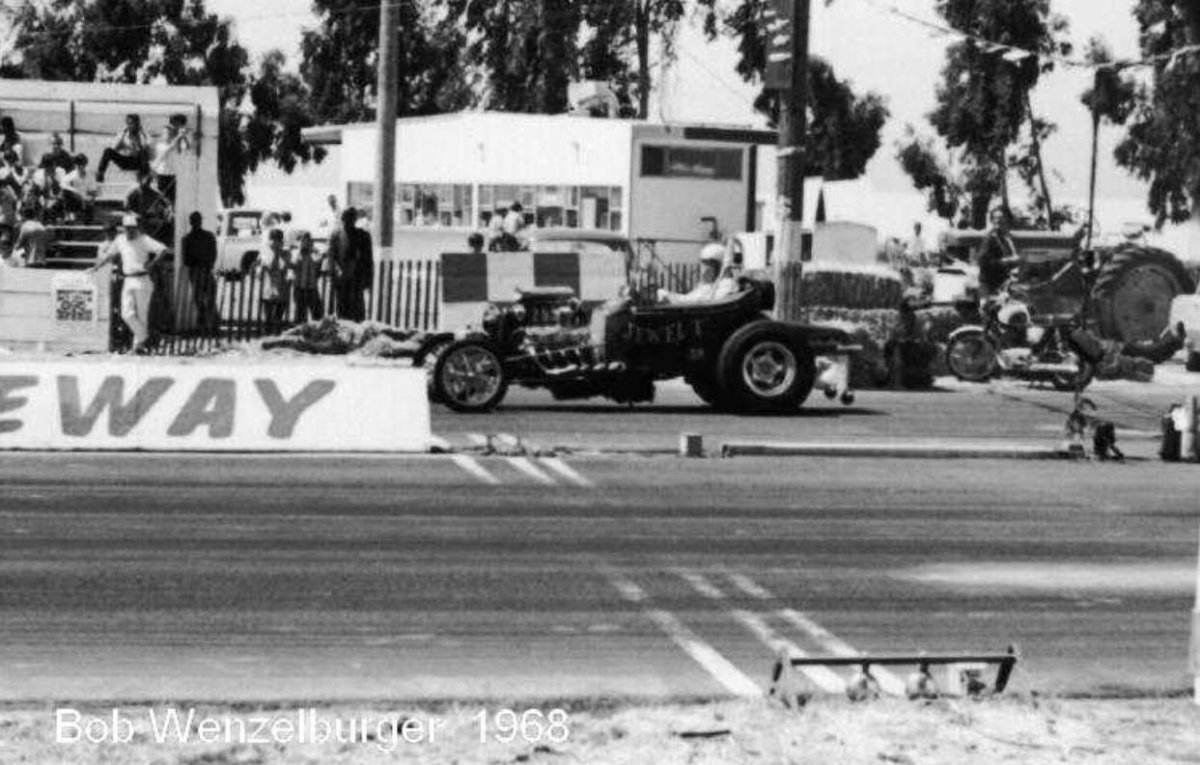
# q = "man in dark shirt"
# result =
<box><xmin>977</xmin><ymin>208</ymin><xmax>1021</xmax><ymax>298</ymax></box>
<box><xmin>38</xmin><ymin>133</ymin><xmax>74</xmax><ymax>176</ymax></box>
<box><xmin>126</xmin><ymin>170</ymin><xmax>173</xmax><ymax>242</ymax></box>
<box><xmin>327</xmin><ymin>207</ymin><xmax>373</xmax><ymax>322</ymax></box>
<box><xmin>181</xmin><ymin>211</ymin><xmax>219</xmax><ymax>332</ymax></box>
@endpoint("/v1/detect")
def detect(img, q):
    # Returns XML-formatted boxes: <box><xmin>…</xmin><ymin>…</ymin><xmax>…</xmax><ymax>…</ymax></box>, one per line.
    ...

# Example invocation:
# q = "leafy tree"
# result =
<box><xmin>453</xmin><ymin>0</ymin><xmax>583</xmax><ymax>113</ymax></box>
<box><xmin>300</xmin><ymin>0</ymin><xmax>475</xmax><ymax>125</ymax></box>
<box><xmin>580</xmin><ymin>0</ymin><xmax>686</xmax><ymax>118</ymax></box>
<box><xmin>0</xmin><ymin>0</ymin><xmax>321</xmax><ymax>206</ymax></box>
<box><xmin>1114</xmin><ymin>0</ymin><xmax>1200</xmax><ymax>225</ymax></box>
<box><xmin>1080</xmin><ymin>37</ymin><xmax>1135</xmax><ymax>243</ymax></box>
<box><xmin>698</xmin><ymin>0</ymin><xmax>890</xmax><ymax>180</ymax></box>
<box><xmin>922</xmin><ymin>0</ymin><xmax>1071</xmax><ymax>228</ymax></box>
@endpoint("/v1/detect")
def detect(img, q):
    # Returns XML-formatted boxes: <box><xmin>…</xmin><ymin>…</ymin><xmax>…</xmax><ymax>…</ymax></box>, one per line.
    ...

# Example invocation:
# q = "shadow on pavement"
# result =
<box><xmin>492</xmin><ymin>404</ymin><xmax>889</xmax><ymax>418</ymax></box>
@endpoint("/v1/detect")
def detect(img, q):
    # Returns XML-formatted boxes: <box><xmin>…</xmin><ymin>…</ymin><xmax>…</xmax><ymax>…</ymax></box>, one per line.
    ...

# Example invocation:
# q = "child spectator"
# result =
<box><xmin>258</xmin><ymin>228</ymin><xmax>291</xmax><ymax>325</ymax></box>
<box><xmin>290</xmin><ymin>231</ymin><xmax>325</xmax><ymax>322</ymax></box>
<box><xmin>97</xmin><ymin>114</ymin><xmax>149</xmax><ymax>182</ymax></box>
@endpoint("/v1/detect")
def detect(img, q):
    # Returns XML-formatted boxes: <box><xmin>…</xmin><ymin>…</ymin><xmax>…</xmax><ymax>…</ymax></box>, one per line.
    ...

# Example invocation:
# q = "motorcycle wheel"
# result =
<box><xmin>1050</xmin><ymin>354</ymin><xmax>1096</xmax><ymax>392</ymax></box>
<box><xmin>945</xmin><ymin>330</ymin><xmax>998</xmax><ymax>383</ymax></box>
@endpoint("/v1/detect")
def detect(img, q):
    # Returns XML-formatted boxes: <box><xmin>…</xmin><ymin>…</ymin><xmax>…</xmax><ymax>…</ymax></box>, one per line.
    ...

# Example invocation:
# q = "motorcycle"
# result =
<box><xmin>945</xmin><ymin>256</ymin><xmax>1097</xmax><ymax>391</ymax></box>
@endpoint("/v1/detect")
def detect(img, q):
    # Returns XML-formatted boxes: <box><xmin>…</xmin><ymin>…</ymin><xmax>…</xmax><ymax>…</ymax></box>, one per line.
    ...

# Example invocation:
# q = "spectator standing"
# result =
<box><xmin>150</xmin><ymin>114</ymin><xmax>190</xmax><ymax>202</ymax></box>
<box><xmin>0</xmin><ymin>117</ymin><xmax>22</xmax><ymax>160</ymax></box>
<box><xmin>279</xmin><ymin>211</ymin><xmax>299</xmax><ymax>250</ymax></box>
<box><xmin>181</xmin><ymin>211</ymin><xmax>219</xmax><ymax>333</ymax></box>
<box><xmin>125</xmin><ymin>170</ymin><xmax>172</xmax><ymax>242</ymax></box>
<box><xmin>327</xmin><ymin>207</ymin><xmax>372</xmax><ymax>321</ymax></box>
<box><xmin>290</xmin><ymin>231</ymin><xmax>325</xmax><ymax>322</ymax></box>
<box><xmin>96</xmin><ymin>114</ymin><xmax>150</xmax><ymax>182</ymax></box>
<box><xmin>906</xmin><ymin>222</ymin><xmax>928</xmax><ymax>268</ymax></box>
<box><xmin>258</xmin><ymin>228</ymin><xmax>291</xmax><ymax>326</ymax></box>
<box><xmin>14</xmin><ymin>206</ymin><xmax>49</xmax><ymax>267</ymax></box>
<box><xmin>38</xmin><ymin>133</ymin><xmax>74</xmax><ymax>176</ymax></box>
<box><xmin>88</xmin><ymin>214</ymin><xmax>169</xmax><ymax>353</ymax></box>
<box><xmin>978</xmin><ymin>208</ymin><xmax>1020</xmax><ymax>298</ymax></box>
<box><xmin>501</xmin><ymin>202</ymin><xmax>527</xmax><ymax>250</ymax></box>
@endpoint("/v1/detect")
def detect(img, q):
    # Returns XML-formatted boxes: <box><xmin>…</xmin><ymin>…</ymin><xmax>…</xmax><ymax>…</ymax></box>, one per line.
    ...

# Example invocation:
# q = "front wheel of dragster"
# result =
<box><xmin>715</xmin><ymin>322</ymin><xmax>816</xmax><ymax>413</ymax></box>
<box><xmin>432</xmin><ymin>340</ymin><xmax>509</xmax><ymax>413</ymax></box>
<box><xmin>945</xmin><ymin>327</ymin><xmax>998</xmax><ymax>383</ymax></box>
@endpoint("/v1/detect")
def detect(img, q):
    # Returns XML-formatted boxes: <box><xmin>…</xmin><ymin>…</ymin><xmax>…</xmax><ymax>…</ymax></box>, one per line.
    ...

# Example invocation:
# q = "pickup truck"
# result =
<box><xmin>214</xmin><ymin>209</ymin><xmax>269</xmax><ymax>275</ymax></box>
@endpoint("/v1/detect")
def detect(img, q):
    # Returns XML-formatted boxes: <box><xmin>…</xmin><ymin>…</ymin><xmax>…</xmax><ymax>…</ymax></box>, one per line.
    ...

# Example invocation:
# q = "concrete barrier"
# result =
<box><xmin>0</xmin><ymin>358</ymin><xmax>430</xmax><ymax>452</ymax></box>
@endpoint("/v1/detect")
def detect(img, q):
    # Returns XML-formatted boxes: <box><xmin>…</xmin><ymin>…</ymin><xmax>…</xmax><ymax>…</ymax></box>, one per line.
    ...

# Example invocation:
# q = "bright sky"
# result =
<box><xmin>209</xmin><ymin>0</ymin><xmax>1150</xmax><ymax>205</ymax></box>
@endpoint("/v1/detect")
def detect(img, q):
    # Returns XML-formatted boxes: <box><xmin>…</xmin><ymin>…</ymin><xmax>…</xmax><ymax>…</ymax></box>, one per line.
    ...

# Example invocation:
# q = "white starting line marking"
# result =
<box><xmin>450</xmin><ymin>455</ymin><xmax>501</xmax><ymax>486</ymax></box>
<box><xmin>506</xmin><ymin>457</ymin><xmax>558</xmax><ymax>485</ymax></box>
<box><xmin>538</xmin><ymin>457</ymin><xmax>596</xmax><ymax>488</ymax></box>
<box><xmin>605</xmin><ymin>569</ymin><xmax>759</xmax><ymax>697</ymax></box>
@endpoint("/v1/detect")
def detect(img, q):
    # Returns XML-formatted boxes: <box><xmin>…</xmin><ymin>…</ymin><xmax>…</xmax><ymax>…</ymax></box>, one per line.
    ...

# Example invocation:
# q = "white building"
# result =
<box><xmin>286</xmin><ymin>112</ymin><xmax>773</xmax><ymax>262</ymax></box>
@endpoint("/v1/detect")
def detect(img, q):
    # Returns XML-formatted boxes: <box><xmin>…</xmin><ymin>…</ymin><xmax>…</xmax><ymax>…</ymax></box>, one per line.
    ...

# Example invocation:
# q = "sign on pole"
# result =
<box><xmin>764</xmin><ymin>0</ymin><xmax>795</xmax><ymax>91</ymax></box>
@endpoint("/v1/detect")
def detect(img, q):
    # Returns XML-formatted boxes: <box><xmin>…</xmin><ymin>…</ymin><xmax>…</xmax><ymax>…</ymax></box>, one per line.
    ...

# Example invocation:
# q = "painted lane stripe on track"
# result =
<box><xmin>726</xmin><ymin>572</ymin><xmax>772</xmax><ymax>600</ymax></box>
<box><xmin>450</xmin><ymin>455</ymin><xmax>501</xmax><ymax>486</ymax></box>
<box><xmin>538</xmin><ymin>457</ymin><xmax>596</xmax><ymax>488</ymax></box>
<box><xmin>505</xmin><ymin>457</ymin><xmax>557</xmax><ymax>485</ymax></box>
<box><xmin>605</xmin><ymin>570</ymin><xmax>759</xmax><ymax>697</ymax></box>
<box><xmin>731</xmin><ymin>610</ymin><xmax>844</xmax><ymax>694</ymax></box>
<box><xmin>728</xmin><ymin>573</ymin><xmax>905</xmax><ymax>697</ymax></box>
<box><xmin>673</xmin><ymin>569</ymin><xmax>727</xmax><ymax>600</ymax></box>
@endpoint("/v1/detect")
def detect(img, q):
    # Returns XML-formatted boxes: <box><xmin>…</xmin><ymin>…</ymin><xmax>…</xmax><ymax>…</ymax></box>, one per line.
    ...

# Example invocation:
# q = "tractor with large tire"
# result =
<box><xmin>938</xmin><ymin>229</ymin><xmax>1196</xmax><ymax>343</ymax></box>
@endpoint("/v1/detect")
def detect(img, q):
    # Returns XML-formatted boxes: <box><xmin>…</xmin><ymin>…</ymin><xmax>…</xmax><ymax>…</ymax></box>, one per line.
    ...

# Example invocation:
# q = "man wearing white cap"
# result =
<box><xmin>658</xmin><ymin>242</ymin><xmax>738</xmax><ymax>304</ymax></box>
<box><xmin>89</xmin><ymin>213</ymin><xmax>170</xmax><ymax>353</ymax></box>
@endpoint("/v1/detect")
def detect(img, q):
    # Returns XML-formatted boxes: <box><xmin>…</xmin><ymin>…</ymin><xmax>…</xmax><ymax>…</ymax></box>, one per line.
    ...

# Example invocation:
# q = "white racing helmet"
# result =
<box><xmin>699</xmin><ymin>243</ymin><xmax>725</xmax><ymax>263</ymax></box>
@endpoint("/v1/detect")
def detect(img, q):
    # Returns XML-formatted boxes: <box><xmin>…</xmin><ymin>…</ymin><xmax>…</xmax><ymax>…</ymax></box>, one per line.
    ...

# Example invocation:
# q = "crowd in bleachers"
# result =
<box><xmin>0</xmin><ymin>111</ymin><xmax>191</xmax><ymax>266</ymax></box>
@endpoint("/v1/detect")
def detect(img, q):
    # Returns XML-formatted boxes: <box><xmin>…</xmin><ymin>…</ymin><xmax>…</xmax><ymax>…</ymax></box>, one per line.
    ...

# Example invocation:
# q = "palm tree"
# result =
<box><xmin>1080</xmin><ymin>37</ymin><xmax>1136</xmax><ymax>248</ymax></box>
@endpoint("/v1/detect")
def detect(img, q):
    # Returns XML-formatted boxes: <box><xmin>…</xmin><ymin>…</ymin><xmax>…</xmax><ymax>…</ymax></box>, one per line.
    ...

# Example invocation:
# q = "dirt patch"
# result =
<box><xmin>1</xmin><ymin>697</ymin><xmax>1197</xmax><ymax>765</ymax></box>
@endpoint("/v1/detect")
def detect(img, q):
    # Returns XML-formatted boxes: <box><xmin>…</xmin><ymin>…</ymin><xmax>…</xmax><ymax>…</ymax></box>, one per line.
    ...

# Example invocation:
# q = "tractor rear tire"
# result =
<box><xmin>715</xmin><ymin>322</ymin><xmax>815</xmax><ymax>413</ymax></box>
<box><xmin>1092</xmin><ymin>245</ymin><xmax>1194</xmax><ymax>343</ymax></box>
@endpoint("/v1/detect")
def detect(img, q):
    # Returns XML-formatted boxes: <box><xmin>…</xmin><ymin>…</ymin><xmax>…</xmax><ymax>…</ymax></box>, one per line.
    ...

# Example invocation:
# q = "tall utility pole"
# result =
<box><xmin>765</xmin><ymin>0</ymin><xmax>810</xmax><ymax>321</ymax></box>
<box><xmin>374</xmin><ymin>0</ymin><xmax>400</xmax><ymax>249</ymax></box>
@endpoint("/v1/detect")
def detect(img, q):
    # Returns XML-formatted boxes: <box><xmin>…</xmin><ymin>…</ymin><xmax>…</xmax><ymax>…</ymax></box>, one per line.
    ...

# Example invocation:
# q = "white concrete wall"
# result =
<box><xmin>340</xmin><ymin>114</ymin><xmax>632</xmax><ymax>187</ymax></box>
<box><xmin>629</xmin><ymin>127</ymin><xmax>752</xmax><ymax>244</ymax></box>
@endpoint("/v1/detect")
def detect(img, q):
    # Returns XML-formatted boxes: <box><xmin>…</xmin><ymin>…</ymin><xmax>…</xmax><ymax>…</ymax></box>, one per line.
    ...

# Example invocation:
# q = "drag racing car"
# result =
<box><xmin>419</xmin><ymin>274</ymin><xmax>858</xmax><ymax>413</ymax></box>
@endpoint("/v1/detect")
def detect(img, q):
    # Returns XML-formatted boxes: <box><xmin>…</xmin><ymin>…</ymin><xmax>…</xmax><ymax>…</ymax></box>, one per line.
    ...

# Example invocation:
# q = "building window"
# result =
<box><xmin>347</xmin><ymin>182</ymin><xmax>373</xmax><ymax>220</ymax></box>
<box><xmin>640</xmin><ymin>145</ymin><xmax>743</xmax><ymax>180</ymax></box>
<box><xmin>479</xmin><ymin>184</ymin><xmax>624</xmax><ymax>232</ymax></box>
<box><xmin>397</xmin><ymin>183</ymin><xmax>473</xmax><ymax>228</ymax></box>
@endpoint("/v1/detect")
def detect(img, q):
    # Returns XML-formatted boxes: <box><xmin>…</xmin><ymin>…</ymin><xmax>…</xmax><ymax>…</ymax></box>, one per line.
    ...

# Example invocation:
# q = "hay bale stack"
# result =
<box><xmin>799</xmin><ymin>263</ymin><xmax>905</xmax><ymax>310</ymax></box>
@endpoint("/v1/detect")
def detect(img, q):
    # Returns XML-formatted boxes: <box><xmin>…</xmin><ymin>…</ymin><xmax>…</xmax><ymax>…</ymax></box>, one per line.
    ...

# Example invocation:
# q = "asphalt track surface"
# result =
<box><xmin>0</xmin><ymin>375</ymin><xmax>1197</xmax><ymax>702</ymax></box>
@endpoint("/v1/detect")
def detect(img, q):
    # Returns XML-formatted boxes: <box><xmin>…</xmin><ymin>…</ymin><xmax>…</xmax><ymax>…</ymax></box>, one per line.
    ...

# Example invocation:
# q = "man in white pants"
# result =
<box><xmin>90</xmin><ymin>213</ymin><xmax>170</xmax><ymax>353</ymax></box>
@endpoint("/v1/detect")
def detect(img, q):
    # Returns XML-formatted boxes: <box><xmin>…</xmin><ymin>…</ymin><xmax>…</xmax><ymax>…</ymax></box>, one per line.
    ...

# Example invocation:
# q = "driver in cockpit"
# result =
<box><xmin>658</xmin><ymin>243</ymin><xmax>738</xmax><ymax>304</ymax></box>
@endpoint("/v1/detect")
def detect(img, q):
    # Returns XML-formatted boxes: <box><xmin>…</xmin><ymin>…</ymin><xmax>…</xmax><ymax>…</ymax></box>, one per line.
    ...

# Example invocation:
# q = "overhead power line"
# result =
<box><xmin>856</xmin><ymin>0</ymin><xmax>1200</xmax><ymax>72</ymax></box>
